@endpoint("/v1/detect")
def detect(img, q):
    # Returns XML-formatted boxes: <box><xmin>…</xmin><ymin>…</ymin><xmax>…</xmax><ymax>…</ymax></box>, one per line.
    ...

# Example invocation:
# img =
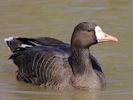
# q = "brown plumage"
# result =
<box><xmin>4</xmin><ymin>22</ymin><xmax>118</xmax><ymax>90</ymax></box>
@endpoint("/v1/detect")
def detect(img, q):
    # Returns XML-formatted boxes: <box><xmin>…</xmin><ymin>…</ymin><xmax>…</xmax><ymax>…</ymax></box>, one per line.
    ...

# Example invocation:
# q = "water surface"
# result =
<box><xmin>0</xmin><ymin>0</ymin><xmax>133</xmax><ymax>100</ymax></box>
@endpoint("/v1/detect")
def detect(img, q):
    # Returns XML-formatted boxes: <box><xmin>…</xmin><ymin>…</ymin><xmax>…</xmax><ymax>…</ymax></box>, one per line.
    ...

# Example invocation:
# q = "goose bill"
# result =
<box><xmin>98</xmin><ymin>32</ymin><xmax>118</xmax><ymax>42</ymax></box>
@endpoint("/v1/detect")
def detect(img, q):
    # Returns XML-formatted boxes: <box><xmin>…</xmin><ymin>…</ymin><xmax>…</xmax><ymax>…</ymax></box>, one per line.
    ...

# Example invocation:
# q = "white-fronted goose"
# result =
<box><xmin>4</xmin><ymin>22</ymin><xmax>118</xmax><ymax>90</ymax></box>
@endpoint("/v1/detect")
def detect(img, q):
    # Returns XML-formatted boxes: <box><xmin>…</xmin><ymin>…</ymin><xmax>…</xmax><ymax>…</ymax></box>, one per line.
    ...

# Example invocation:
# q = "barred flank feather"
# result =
<box><xmin>11</xmin><ymin>46</ymin><xmax>72</xmax><ymax>89</ymax></box>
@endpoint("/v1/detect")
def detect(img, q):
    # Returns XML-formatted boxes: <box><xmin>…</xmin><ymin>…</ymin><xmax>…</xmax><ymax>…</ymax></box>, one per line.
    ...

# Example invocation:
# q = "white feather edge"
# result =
<box><xmin>4</xmin><ymin>36</ymin><xmax>18</xmax><ymax>42</ymax></box>
<box><xmin>20</xmin><ymin>44</ymin><xmax>32</xmax><ymax>48</ymax></box>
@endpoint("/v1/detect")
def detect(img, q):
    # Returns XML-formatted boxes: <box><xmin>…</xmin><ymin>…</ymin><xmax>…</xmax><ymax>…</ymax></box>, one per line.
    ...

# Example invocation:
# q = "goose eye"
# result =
<box><xmin>87</xmin><ymin>29</ymin><xmax>92</xmax><ymax>32</ymax></box>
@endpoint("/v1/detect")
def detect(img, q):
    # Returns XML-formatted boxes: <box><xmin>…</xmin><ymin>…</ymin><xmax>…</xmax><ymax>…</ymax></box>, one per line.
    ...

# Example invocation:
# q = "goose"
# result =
<box><xmin>4</xmin><ymin>22</ymin><xmax>118</xmax><ymax>90</ymax></box>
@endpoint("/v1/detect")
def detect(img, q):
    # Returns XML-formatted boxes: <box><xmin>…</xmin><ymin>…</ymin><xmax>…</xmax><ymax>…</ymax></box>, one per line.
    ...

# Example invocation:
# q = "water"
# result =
<box><xmin>0</xmin><ymin>0</ymin><xmax>133</xmax><ymax>100</ymax></box>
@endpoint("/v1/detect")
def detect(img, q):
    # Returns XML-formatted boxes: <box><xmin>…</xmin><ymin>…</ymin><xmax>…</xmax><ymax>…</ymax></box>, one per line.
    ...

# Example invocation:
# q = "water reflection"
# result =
<box><xmin>11</xmin><ymin>85</ymin><xmax>100</xmax><ymax>100</ymax></box>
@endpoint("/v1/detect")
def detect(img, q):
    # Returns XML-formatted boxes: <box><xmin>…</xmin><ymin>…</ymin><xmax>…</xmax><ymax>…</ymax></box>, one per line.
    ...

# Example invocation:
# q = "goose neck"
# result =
<box><xmin>71</xmin><ymin>46</ymin><xmax>93</xmax><ymax>75</ymax></box>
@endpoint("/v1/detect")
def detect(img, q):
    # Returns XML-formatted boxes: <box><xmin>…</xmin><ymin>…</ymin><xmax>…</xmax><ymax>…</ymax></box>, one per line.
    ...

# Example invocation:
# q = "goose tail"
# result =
<box><xmin>4</xmin><ymin>36</ymin><xmax>33</xmax><ymax>53</ymax></box>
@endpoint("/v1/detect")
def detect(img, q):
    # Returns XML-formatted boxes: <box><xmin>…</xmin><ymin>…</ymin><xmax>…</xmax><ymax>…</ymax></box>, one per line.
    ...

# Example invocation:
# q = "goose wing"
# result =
<box><xmin>5</xmin><ymin>36</ymin><xmax>103</xmax><ymax>73</ymax></box>
<box><xmin>10</xmin><ymin>45</ymin><xmax>72</xmax><ymax>87</ymax></box>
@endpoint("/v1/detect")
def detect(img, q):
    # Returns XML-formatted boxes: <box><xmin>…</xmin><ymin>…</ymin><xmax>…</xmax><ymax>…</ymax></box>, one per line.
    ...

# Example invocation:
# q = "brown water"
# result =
<box><xmin>0</xmin><ymin>0</ymin><xmax>133</xmax><ymax>100</ymax></box>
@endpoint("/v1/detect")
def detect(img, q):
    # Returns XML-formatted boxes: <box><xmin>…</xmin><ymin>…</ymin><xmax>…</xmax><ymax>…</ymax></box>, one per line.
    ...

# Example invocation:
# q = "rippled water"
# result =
<box><xmin>0</xmin><ymin>0</ymin><xmax>133</xmax><ymax>100</ymax></box>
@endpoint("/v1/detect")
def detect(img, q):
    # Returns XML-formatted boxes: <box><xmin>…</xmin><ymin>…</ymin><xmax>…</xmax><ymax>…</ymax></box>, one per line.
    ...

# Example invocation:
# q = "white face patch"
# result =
<box><xmin>95</xmin><ymin>26</ymin><xmax>105</xmax><ymax>42</ymax></box>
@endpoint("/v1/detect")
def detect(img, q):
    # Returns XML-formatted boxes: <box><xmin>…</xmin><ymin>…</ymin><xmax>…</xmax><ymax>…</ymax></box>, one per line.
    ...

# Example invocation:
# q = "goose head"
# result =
<box><xmin>71</xmin><ymin>22</ymin><xmax>118</xmax><ymax>48</ymax></box>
